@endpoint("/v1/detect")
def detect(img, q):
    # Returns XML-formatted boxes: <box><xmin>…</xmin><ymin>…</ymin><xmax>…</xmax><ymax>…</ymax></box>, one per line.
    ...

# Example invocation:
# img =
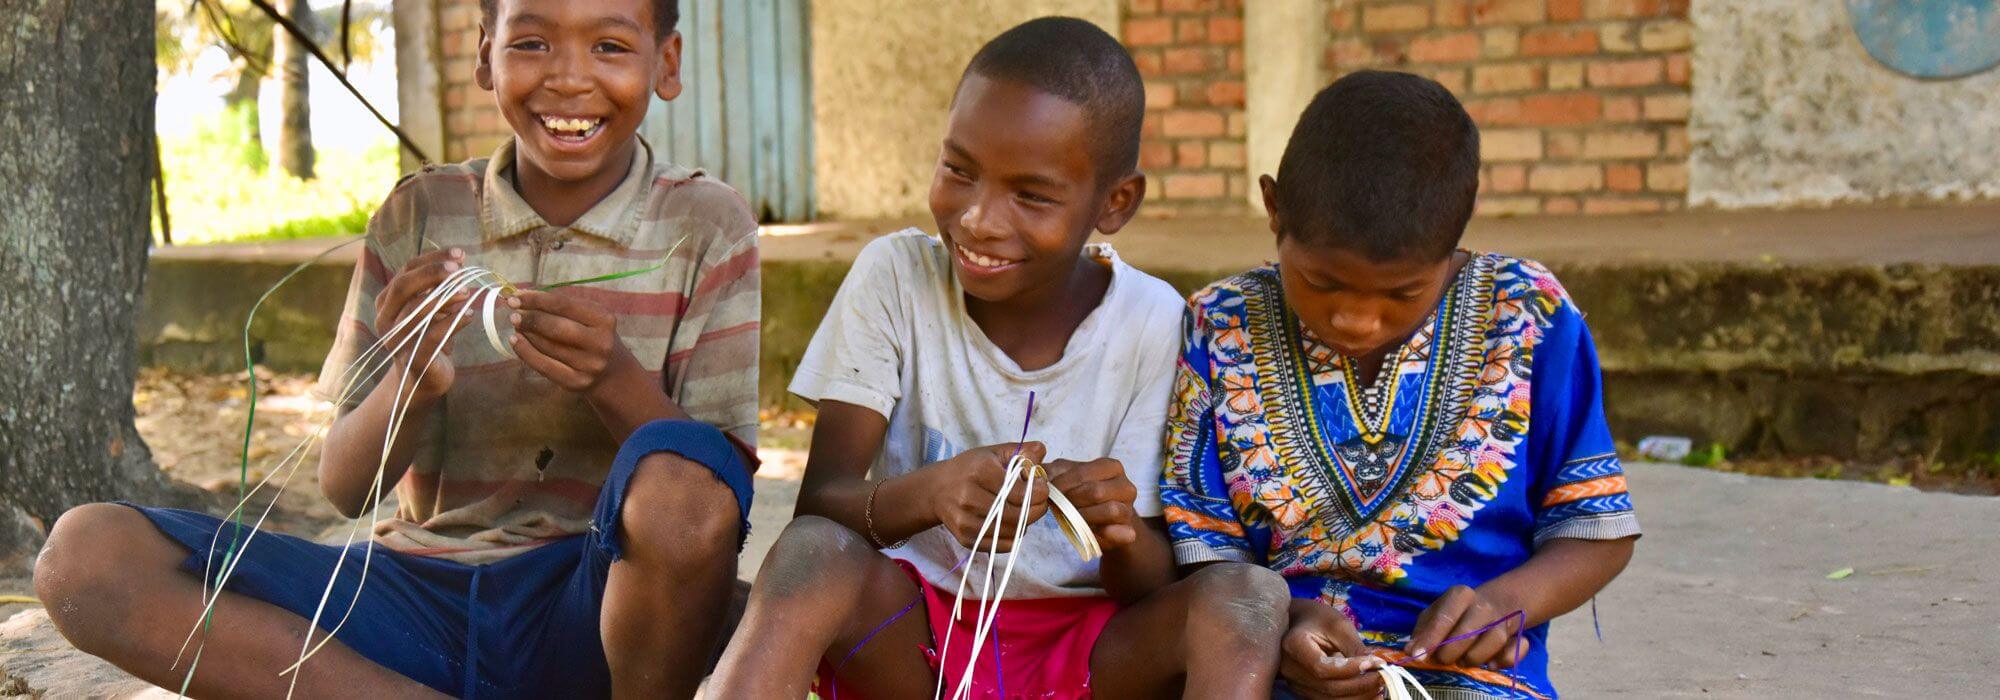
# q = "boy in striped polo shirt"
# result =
<box><xmin>34</xmin><ymin>0</ymin><xmax>756</xmax><ymax>697</ymax></box>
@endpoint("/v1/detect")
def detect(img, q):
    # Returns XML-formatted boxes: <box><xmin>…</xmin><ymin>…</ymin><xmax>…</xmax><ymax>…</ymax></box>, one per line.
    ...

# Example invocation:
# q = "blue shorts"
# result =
<box><xmin>126</xmin><ymin>419</ymin><xmax>752</xmax><ymax>699</ymax></box>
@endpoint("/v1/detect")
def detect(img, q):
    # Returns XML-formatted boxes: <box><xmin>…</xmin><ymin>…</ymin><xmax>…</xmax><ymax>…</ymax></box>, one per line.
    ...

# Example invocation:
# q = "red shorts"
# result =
<box><xmin>815</xmin><ymin>559</ymin><xmax>1120</xmax><ymax>700</ymax></box>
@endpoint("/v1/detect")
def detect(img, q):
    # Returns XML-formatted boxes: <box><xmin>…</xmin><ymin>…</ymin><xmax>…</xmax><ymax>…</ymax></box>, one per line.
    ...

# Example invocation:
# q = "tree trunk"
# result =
<box><xmin>0</xmin><ymin>0</ymin><xmax>189</xmax><ymax>566</ymax></box>
<box><xmin>225</xmin><ymin>69</ymin><xmax>267</xmax><ymax>172</ymax></box>
<box><xmin>275</xmin><ymin>0</ymin><xmax>316</xmax><ymax>180</ymax></box>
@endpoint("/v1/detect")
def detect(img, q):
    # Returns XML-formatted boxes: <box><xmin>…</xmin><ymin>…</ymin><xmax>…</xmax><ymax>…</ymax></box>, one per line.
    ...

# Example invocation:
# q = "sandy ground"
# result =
<box><xmin>1545</xmin><ymin>463</ymin><xmax>1997</xmax><ymax>697</ymax></box>
<box><xmin>4</xmin><ymin>373</ymin><xmax>1996</xmax><ymax>697</ymax></box>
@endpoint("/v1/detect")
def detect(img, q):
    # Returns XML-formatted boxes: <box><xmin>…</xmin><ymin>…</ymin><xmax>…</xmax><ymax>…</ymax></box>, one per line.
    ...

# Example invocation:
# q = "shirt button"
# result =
<box><xmin>552</xmin><ymin>239</ymin><xmax>566</xmax><ymax>251</ymax></box>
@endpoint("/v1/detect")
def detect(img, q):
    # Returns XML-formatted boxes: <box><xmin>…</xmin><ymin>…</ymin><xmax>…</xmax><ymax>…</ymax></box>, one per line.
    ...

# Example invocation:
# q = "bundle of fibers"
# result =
<box><xmin>177</xmin><ymin>236</ymin><xmax>684</xmax><ymax>698</ymax></box>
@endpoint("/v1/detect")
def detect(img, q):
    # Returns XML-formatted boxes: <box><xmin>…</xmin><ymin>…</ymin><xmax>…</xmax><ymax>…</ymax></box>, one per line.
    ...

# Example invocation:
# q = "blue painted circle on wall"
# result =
<box><xmin>1847</xmin><ymin>0</ymin><xmax>2000</xmax><ymax>79</ymax></box>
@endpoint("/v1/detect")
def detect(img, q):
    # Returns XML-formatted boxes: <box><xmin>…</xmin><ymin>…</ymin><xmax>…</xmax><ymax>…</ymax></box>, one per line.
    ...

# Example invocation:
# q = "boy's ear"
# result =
<box><xmin>1258</xmin><ymin>174</ymin><xmax>1282</xmax><ymax>237</ymax></box>
<box><xmin>1092</xmin><ymin>172</ymin><xmax>1147</xmax><ymax>236</ymax></box>
<box><xmin>654</xmin><ymin>31</ymin><xmax>685</xmax><ymax>101</ymax></box>
<box><xmin>475</xmin><ymin>27</ymin><xmax>495</xmax><ymax>91</ymax></box>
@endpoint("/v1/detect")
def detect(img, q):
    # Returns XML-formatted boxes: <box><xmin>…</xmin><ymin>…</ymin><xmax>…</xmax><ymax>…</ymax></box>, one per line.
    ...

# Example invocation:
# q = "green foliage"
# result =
<box><xmin>315</xmin><ymin>3</ymin><xmax>394</xmax><ymax>67</ymax></box>
<box><xmin>222</xmin><ymin>100</ymin><xmax>268</xmax><ymax>172</ymax></box>
<box><xmin>1973</xmin><ymin>452</ymin><xmax>2000</xmax><ymax>478</ymax></box>
<box><xmin>156</xmin><ymin>0</ymin><xmax>392</xmax><ymax>76</ymax></box>
<box><xmin>1682</xmin><ymin>442</ymin><xmax>1727</xmax><ymax>468</ymax></box>
<box><xmin>154</xmin><ymin>110</ymin><xmax>396</xmax><ymax>245</ymax></box>
<box><xmin>156</xmin><ymin>0</ymin><xmax>275</xmax><ymax>81</ymax></box>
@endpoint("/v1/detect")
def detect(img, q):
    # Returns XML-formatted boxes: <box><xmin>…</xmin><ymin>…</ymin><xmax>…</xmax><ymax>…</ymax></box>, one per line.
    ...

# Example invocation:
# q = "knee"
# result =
<box><xmin>620</xmin><ymin>452</ymin><xmax>742</xmax><ymax>564</ymax></box>
<box><xmin>1182</xmin><ymin>563</ymin><xmax>1290</xmax><ymax>645</ymax></box>
<box><xmin>34</xmin><ymin>504</ymin><xmax>155</xmax><ymax>646</ymax></box>
<box><xmin>752</xmin><ymin>516</ymin><xmax>876</xmax><ymax>601</ymax></box>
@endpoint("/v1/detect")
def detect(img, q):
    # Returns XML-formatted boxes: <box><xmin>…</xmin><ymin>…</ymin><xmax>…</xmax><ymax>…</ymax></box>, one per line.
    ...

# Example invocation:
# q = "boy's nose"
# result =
<box><xmin>545</xmin><ymin>50</ymin><xmax>592</xmax><ymax>95</ymax></box>
<box><xmin>958</xmin><ymin>203</ymin><xmax>1002</xmax><ymax>241</ymax></box>
<box><xmin>1327</xmin><ymin>310</ymin><xmax>1382</xmax><ymax>346</ymax></box>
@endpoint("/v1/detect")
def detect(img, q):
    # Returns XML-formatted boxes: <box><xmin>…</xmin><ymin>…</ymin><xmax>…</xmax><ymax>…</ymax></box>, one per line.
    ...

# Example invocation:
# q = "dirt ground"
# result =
<box><xmin>130</xmin><ymin>368</ymin><xmax>346</xmax><ymax>536</ymax></box>
<box><xmin>4</xmin><ymin>372</ymin><xmax>1997</xmax><ymax>697</ymax></box>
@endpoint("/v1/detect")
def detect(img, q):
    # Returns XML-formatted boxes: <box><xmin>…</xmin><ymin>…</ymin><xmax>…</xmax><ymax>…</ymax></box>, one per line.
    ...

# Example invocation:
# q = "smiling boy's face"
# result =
<box><xmin>477</xmin><ymin>0</ymin><xmax>680</xmax><ymax>184</ymax></box>
<box><xmin>929</xmin><ymin>74</ymin><xmax>1141</xmax><ymax>304</ymax></box>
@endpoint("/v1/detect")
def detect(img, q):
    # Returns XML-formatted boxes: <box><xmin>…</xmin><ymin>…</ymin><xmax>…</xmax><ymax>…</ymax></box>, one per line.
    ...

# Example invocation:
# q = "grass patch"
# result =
<box><xmin>154</xmin><ymin>106</ymin><xmax>398</xmax><ymax>245</ymax></box>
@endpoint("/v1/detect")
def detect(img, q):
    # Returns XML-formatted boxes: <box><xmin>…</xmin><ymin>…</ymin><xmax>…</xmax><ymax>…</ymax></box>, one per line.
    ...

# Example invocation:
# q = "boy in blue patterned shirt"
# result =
<box><xmin>1161</xmin><ymin>71</ymin><xmax>1640</xmax><ymax>699</ymax></box>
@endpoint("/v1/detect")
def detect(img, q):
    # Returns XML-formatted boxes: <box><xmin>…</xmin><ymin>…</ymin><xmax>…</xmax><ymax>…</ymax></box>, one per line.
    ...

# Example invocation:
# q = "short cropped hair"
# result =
<box><xmin>961</xmin><ymin>16</ymin><xmax>1146</xmax><ymax>184</ymax></box>
<box><xmin>1273</xmin><ymin>70</ymin><xmax>1480</xmax><ymax>262</ymax></box>
<box><xmin>480</xmin><ymin>0</ymin><xmax>680</xmax><ymax>38</ymax></box>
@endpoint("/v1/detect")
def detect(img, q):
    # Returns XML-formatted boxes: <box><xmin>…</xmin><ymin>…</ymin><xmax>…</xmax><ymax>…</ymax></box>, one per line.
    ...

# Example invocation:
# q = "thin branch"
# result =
<box><xmin>153</xmin><ymin>131</ymin><xmax>174</xmax><ymax>247</ymax></box>
<box><xmin>243</xmin><ymin>0</ymin><xmax>432</xmax><ymax>164</ymax></box>
<box><xmin>195</xmin><ymin>0</ymin><xmax>269</xmax><ymax>77</ymax></box>
<box><xmin>339</xmin><ymin>0</ymin><xmax>353</xmax><ymax>70</ymax></box>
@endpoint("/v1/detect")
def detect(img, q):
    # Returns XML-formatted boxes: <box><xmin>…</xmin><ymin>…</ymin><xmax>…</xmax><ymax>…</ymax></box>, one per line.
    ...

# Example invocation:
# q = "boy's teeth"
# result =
<box><xmin>959</xmin><ymin>246</ymin><xmax>1013</xmax><ymax>267</ymax></box>
<box><xmin>540</xmin><ymin>115</ymin><xmax>602</xmax><ymax>134</ymax></box>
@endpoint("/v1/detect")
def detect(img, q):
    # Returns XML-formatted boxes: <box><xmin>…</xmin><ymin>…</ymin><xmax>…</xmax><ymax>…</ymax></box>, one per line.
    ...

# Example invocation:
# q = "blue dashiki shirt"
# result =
<box><xmin>1160</xmin><ymin>253</ymin><xmax>1640</xmax><ymax>700</ymax></box>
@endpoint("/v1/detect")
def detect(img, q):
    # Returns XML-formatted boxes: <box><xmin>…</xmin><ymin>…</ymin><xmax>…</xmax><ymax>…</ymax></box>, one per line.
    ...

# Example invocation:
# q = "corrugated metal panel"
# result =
<box><xmin>644</xmin><ymin>0</ymin><xmax>814</xmax><ymax>222</ymax></box>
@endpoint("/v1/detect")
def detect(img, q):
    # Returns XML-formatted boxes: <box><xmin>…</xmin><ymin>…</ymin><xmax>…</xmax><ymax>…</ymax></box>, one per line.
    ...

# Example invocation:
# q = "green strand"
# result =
<box><xmin>540</xmin><ymin>234</ymin><xmax>690</xmax><ymax>290</ymax></box>
<box><xmin>184</xmin><ymin>237</ymin><xmax>363</xmax><ymax>693</ymax></box>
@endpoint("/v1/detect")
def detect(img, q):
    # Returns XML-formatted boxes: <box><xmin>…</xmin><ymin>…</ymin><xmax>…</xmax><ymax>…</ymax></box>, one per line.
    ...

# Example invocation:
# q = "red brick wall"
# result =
<box><xmin>427</xmin><ymin>0</ymin><xmax>1688</xmax><ymax>217</ymax></box>
<box><xmin>435</xmin><ymin>0</ymin><xmax>510</xmax><ymax>163</ymax></box>
<box><xmin>1329</xmin><ymin>0</ymin><xmax>1691</xmax><ymax>215</ymax></box>
<box><xmin>1125</xmin><ymin>0</ymin><xmax>1251</xmax><ymax>216</ymax></box>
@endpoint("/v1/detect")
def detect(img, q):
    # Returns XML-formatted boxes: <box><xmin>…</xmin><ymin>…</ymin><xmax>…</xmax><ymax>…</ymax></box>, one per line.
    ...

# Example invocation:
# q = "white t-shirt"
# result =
<box><xmin>789</xmin><ymin>229</ymin><xmax>1184</xmax><ymax>599</ymax></box>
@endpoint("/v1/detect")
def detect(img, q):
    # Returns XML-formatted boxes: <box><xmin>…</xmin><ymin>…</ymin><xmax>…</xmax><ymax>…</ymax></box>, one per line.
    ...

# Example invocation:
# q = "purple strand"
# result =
<box><xmin>1391</xmin><ymin>609</ymin><xmax>1530</xmax><ymax>690</ymax></box>
<box><xmin>1591</xmin><ymin>596</ymin><xmax>1603</xmax><ymax>642</ymax></box>
<box><xmin>835</xmin><ymin>596</ymin><xmax>924</xmax><ymax>671</ymax></box>
<box><xmin>1007</xmin><ymin>391</ymin><xmax>1037</xmax><ymax>459</ymax></box>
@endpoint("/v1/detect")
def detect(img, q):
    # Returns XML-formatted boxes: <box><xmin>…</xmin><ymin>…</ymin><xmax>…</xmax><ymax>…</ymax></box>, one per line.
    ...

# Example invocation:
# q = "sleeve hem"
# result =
<box><xmin>788</xmin><ymin>368</ymin><xmax>896</xmax><ymax>420</ymax></box>
<box><xmin>1173</xmin><ymin>540</ymin><xmax>1251</xmax><ymax>566</ymax></box>
<box><xmin>1533</xmin><ymin>512</ymin><xmax>1642</xmax><ymax>549</ymax></box>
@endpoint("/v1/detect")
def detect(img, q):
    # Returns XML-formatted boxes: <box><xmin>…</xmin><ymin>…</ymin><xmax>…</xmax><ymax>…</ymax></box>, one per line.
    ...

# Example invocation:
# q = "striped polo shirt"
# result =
<box><xmin>316</xmin><ymin>139</ymin><xmax>759</xmax><ymax>563</ymax></box>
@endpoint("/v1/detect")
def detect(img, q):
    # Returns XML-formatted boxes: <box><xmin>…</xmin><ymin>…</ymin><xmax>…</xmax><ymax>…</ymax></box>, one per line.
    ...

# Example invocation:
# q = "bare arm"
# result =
<box><xmin>1095</xmin><ymin>518</ymin><xmax>1176</xmax><ymax>604</ymax></box>
<box><xmin>318</xmin><ymin>364</ymin><xmax>445</xmax><ymax>518</ymax></box>
<box><xmin>795</xmin><ymin>400</ymin><xmax>1050</xmax><ymax>551</ymax></box>
<box><xmin>1475</xmin><ymin>536</ymin><xmax>1635</xmax><ymax>627</ymax></box>
<box><xmin>317</xmin><ymin>248</ymin><xmax>466</xmax><ymax>518</ymax></box>
<box><xmin>1408</xmin><ymin>535</ymin><xmax>1637</xmax><ymax>667</ymax></box>
<box><xmin>1043</xmin><ymin>458</ymin><xmax>1177</xmax><ymax>604</ymax></box>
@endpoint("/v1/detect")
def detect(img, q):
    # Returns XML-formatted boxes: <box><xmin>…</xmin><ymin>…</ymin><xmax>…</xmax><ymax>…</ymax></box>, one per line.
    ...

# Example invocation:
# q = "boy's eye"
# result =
<box><xmin>507</xmin><ymin>39</ymin><xmax>548</xmax><ymax>51</ymax></box>
<box><xmin>943</xmin><ymin>163</ymin><xmax>971</xmax><ymax>180</ymax></box>
<box><xmin>1017</xmin><ymin>191</ymin><xmax>1056</xmax><ymax>206</ymax></box>
<box><xmin>595</xmin><ymin>41</ymin><xmax>632</xmax><ymax>54</ymax></box>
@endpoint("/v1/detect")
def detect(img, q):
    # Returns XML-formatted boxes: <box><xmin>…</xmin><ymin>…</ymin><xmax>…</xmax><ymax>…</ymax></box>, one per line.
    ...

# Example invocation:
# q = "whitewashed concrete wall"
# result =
<box><xmin>1243</xmin><ymin>0</ymin><xmax>1326</xmax><ymax>210</ymax></box>
<box><xmin>809</xmin><ymin>0</ymin><xmax>1119</xmax><ymax>220</ymax></box>
<box><xmin>1690</xmin><ymin>1</ymin><xmax>2000</xmax><ymax>209</ymax></box>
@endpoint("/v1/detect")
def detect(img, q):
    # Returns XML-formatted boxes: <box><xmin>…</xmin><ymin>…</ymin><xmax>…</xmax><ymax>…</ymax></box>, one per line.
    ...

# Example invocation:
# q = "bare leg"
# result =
<box><xmin>708</xmin><ymin>516</ymin><xmax>939</xmax><ymax>699</ymax></box>
<box><xmin>600</xmin><ymin>452</ymin><xmax>744</xmax><ymax>699</ymax></box>
<box><xmin>33</xmin><ymin>504</ymin><xmax>446</xmax><ymax>699</ymax></box>
<box><xmin>1089</xmin><ymin>563</ymin><xmax>1291</xmax><ymax>699</ymax></box>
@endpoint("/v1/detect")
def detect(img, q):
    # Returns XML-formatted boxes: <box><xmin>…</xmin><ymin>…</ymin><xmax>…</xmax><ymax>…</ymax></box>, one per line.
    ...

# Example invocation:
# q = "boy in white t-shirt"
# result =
<box><xmin>709</xmin><ymin>17</ymin><xmax>1292</xmax><ymax>699</ymax></box>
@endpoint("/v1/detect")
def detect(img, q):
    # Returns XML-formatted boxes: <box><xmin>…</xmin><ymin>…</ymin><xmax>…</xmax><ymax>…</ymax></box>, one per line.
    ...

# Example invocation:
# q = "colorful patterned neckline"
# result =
<box><xmin>1257</xmin><ymin>252</ymin><xmax>1498</xmax><ymax>529</ymax></box>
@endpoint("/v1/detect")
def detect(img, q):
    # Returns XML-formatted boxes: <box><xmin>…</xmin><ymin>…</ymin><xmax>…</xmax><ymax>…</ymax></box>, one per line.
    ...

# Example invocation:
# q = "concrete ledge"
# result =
<box><xmin>140</xmin><ymin>205</ymin><xmax>2000</xmax><ymax>463</ymax></box>
<box><xmin>761</xmin><ymin>257</ymin><xmax>2000</xmax><ymax>462</ymax></box>
<box><xmin>139</xmin><ymin>255</ymin><xmax>353</xmax><ymax>374</ymax></box>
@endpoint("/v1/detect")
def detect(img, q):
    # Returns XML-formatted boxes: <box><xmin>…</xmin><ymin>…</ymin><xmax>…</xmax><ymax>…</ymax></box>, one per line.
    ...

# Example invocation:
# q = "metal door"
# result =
<box><xmin>644</xmin><ymin>0</ymin><xmax>814</xmax><ymax>222</ymax></box>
